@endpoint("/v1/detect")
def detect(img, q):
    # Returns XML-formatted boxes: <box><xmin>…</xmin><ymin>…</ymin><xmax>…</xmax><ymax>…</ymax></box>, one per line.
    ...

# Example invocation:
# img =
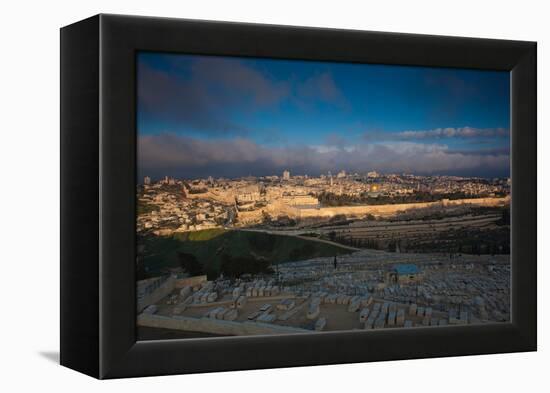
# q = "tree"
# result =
<box><xmin>220</xmin><ymin>254</ymin><xmax>273</xmax><ymax>278</ymax></box>
<box><xmin>177</xmin><ymin>252</ymin><xmax>203</xmax><ymax>276</ymax></box>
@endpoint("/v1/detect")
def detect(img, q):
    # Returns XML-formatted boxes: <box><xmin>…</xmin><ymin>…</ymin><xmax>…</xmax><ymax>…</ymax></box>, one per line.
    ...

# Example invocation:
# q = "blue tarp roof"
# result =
<box><xmin>394</xmin><ymin>264</ymin><xmax>419</xmax><ymax>275</ymax></box>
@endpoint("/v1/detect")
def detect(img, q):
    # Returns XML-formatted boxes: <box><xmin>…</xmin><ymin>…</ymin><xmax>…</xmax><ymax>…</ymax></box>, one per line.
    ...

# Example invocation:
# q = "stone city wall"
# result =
<box><xmin>296</xmin><ymin>196</ymin><xmax>510</xmax><ymax>219</ymax></box>
<box><xmin>236</xmin><ymin>196</ymin><xmax>509</xmax><ymax>226</ymax></box>
<box><xmin>137</xmin><ymin>313</ymin><xmax>310</xmax><ymax>336</ymax></box>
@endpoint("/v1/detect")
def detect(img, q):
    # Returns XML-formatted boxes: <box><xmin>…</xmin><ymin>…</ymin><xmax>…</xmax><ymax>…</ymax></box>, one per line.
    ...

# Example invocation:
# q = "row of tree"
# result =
<box><xmin>317</xmin><ymin>190</ymin><xmax>496</xmax><ymax>207</ymax></box>
<box><xmin>177</xmin><ymin>252</ymin><xmax>273</xmax><ymax>279</ymax></box>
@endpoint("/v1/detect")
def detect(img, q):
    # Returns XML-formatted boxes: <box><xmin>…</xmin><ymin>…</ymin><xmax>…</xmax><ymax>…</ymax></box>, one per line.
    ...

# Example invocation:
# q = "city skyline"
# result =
<box><xmin>142</xmin><ymin>169</ymin><xmax>510</xmax><ymax>184</ymax></box>
<box><xmin>137</xmin><ymin>52</ymin><xmax>510</xmax><ymax>180</ymax></box>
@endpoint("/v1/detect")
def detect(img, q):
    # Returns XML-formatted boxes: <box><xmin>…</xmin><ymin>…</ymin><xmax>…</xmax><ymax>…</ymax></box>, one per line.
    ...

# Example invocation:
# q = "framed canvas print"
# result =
<box><xmin>60</xmin><ymin>14</ymin><xmax>536</xmax><ymax>379</ymax></box>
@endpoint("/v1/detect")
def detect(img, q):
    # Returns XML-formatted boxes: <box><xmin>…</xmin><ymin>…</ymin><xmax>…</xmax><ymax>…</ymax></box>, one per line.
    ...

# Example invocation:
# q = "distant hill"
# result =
<box><xmin>139</xmin><ymin>228</ymin><xmax>352</xmax><ymax>279</ymax></box>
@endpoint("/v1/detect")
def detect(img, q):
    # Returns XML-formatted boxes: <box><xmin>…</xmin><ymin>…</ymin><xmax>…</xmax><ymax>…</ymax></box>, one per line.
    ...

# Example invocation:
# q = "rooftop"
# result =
<box><xmin>393</xmin><ymin>264</ymin><xmax>420</xmax><ymax>275</ymax></box>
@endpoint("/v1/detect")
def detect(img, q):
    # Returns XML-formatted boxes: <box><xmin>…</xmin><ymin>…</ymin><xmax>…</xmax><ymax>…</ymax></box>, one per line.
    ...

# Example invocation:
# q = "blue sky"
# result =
<box><xmin>137</xmin><ymin>52</ymin><xmax>510</xmax><ymax>179</ymax></box>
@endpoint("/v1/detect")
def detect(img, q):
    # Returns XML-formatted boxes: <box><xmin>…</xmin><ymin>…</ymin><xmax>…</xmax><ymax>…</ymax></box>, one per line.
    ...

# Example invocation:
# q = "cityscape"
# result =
<box><xmin>136</xmin><ymin>52</ymin><xmax>510</xmax><ymax>339</ymax></box>
<box><xmin>136</xmin><ymin>170</ymin><xmax>510</xmax><ymax>338</ymax></box>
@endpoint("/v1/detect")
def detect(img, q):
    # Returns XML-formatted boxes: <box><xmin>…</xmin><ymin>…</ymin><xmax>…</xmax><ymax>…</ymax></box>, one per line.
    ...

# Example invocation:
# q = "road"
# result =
<box><xmin>233</xmin><ymin>227</ymin><xmax>361</xmax><ymax>251</ymax></box>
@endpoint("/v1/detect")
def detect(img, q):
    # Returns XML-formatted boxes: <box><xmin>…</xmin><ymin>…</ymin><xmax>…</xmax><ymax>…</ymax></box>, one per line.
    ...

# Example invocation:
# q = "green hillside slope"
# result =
<box><xmin>138</xmin><ymin>229</ymin><xmax>352</xmax><ymax>279</ymax></box>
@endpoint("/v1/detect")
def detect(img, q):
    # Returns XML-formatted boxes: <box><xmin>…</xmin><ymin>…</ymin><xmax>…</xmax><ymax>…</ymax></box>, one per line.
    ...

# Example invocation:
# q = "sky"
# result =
<box><xmin>137</xmin><ymin>52</ymin><xmax>510</xmax><ymax>180</ymax></box>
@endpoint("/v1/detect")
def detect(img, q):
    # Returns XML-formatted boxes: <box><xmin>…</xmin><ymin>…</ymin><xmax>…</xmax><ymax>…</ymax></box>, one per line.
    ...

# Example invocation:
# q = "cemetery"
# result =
<box><xmin>137</xmin><ymin>248</ymin><xmax>510</xmax><ymax>337</ymax></box>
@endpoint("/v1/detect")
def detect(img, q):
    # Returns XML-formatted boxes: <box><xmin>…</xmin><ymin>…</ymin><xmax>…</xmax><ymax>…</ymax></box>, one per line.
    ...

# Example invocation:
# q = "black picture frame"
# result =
<box><xmin>60</xmin><ymin>14</ymin><xmax>536</xmax><ymax>379</ymax></box>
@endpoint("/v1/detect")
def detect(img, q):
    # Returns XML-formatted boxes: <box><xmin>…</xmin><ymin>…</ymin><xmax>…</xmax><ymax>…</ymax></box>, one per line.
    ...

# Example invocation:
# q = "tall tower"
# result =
<box><xmin>283</xmin><ymin>170</ymin><xmax>290</xmax><ymax>180</ymax></box>
<box><xmin>144</xmin><ymin>176</ymin><xmax>151</xmax><ymax>185</ymax></box>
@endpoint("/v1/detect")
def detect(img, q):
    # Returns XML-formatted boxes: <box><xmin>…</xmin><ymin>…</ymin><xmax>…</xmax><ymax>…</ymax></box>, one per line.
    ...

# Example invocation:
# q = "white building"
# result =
<box><xmin>283</xmin><ymin>170</ymin><xmax>290</xmax><ymax>180</ymax></box>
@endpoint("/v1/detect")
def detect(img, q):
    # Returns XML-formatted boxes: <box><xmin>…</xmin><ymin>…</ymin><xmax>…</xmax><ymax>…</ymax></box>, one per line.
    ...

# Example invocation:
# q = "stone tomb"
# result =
<box><xmin>315</xmin><ymin>317</ymin><xmax>327</xmax><ymax>331</ymax></box>
<box><xmin>396</xmin><ymin>309</ymin><xmax>405</xmax><ymax>325</ymax></box>
<box><xmin>325</xmin><ymin>294</ymin><xmax>338</xmax><ymax>304</ymax></box>
<box><xmin>348</xmin><ymin>296</ymin><xmax>361</xmax><ymax>312</ymax></box>
<box><xmin>205</xmin><ymin>307</ymin><xmax>221</xmax><ymax>318</ymax></box>
<box><xmin>361</xmin><ymin>295</ymin><xmax>373</xmax><ymax>307</ymax></box>
<box><xmin>387</xmin><ymin>311</ymin><xmax>396</xmax><ymax>326</ymax></box>
<box><xmin>369</xmin><ymin>309</ymin><xmax>380</xmax><ymax>320</ymax></box>
<box><xmin>259</xmin><ymin>303</ymin><xmax>272</xmax><ymax>312</ymax></box>
<box><xmin>256</xmin><ymin>311</ymin><xmax>276</xmax><ymax>323</ymax></box>
<box><xmin>223</xmin><ymin>309</ymin><xmax>238</xmax><ymax>321</ymax></box>
<box><xmin>236</xmin><ymin>295</ymin><xmax>248</xmax><ymax>309</ymax></box>
<box><xmin>143</xmin><ymin>305</ymin><xmax>158</xmax><ymax>315</ymax></box>
<box><xmin>277</xmin><ymin>299</ymin><xmax>296</xmax><ymax>311</ymax></box>
<box><xmin>364</xmin><ymin>316</ymin><xmax>375</xmax><ymax>329</ymax></box>
<box><xmin>359</xmin><ymin>307</ymin><xmax>371</xmax><ymax>322</ymax></box>
<box><xmin>374</xmin><ymin>316</ymin><xmax>385</xmax><ymax>329</ymax></box>
<box><xmin>307</xmin><ymin>302</ymin><xmax>320</xmax><ymax>320</ymax></box>
<box><xmin>247</xmin><ymin>310</ymin><xmax>263</xmax><ymax>320</ymax></box>
<box><xmin>179</xmin><ymin>286</ymin><xmax>192</xmax><ymax>300</ymax></box>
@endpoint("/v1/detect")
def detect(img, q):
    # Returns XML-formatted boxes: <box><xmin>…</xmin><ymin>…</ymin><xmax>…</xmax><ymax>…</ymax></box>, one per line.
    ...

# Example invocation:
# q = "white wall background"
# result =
<box><xmin>0</xmin><ymin>0</ymin><xmax>546</xmax><ymax>390</ymax></box>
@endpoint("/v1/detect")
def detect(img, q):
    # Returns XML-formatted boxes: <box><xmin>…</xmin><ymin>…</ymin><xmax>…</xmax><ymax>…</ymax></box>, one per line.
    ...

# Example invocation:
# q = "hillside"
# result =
<box><xmin>138</xmin><ymin>228</ymin><xmax>352</xmax><ymax>279</ymax></box>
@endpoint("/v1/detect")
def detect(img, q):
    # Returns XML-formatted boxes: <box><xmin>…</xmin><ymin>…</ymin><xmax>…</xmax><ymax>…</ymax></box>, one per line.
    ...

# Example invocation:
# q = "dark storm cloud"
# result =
<box><xmin>139</xmin><ymin>64</ymin><xmax>242</xmax><ymax>134</ymax></box>
<box><xmin>424</xmin><ymin>73</ymin><xmax>479</xmax><ymax>97</ymax></box>
<box><xmin>138</xmin><ymin>134</ymin><xmax>510</xmax><ymax>180</ymax></box>
<box><xmin>294</xmin><ymin>72</ymin><xmax>350</xmax><ymax>110</ymax></box>
<box><xmin>138</xmin><ymin>58</ymin><xmax>348</xmax><ymax>134</ymax></box>
<box><xmin>189</xmin><ymin>57</ymin><xmax>291</xmax><ymax>106</ymax></box>
<box><xmin>138</xmin><ymin>59</ymin><xmax>290</xmax><ymax>134</ymax></box>
<box><xmin>423</xmin><ymin>73</ymin><xmax>481</xmax><ymax>120</ymax></box>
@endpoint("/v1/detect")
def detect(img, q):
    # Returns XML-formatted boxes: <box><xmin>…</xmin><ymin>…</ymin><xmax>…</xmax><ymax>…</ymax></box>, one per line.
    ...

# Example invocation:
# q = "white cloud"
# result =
<box><xmin>138</xmin><ymin>134</ymin><xmax>510</xmax><ymax>179</ymax></box>
<box><xmin>364</xmin><ymin>127</ymin><xmax>509</xmax><ymax>141</ymax></box>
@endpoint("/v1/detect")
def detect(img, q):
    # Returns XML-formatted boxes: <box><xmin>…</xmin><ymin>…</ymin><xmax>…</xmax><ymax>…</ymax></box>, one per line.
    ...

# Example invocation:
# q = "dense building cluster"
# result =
<box><xmin>137</xmin><ymin>171</ymin><xmax>510</xmax><ymax>235</ymax></box>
